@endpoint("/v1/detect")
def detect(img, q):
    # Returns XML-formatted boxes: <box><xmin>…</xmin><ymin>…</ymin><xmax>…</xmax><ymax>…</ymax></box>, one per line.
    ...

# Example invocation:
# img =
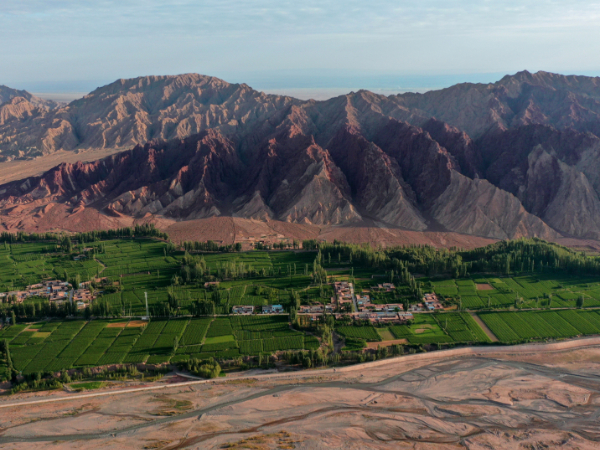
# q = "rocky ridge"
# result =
<box><xmin>1</xmin><ymin>71</ymin><xmax>600</xmax><ymax>241</ymax></box>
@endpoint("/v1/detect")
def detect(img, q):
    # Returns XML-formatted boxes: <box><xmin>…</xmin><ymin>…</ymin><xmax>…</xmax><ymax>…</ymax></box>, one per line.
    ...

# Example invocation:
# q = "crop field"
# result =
<box><xmin>0</xmin><ymin>243</ymin><xmax>103</xmax><ymax>292</ymax></box>
<box><xmin>4</xmin><ymin>315</ymin><xmax>319</xmax><ymax>374</ymax></box>
<box><xmin>385</xmin><ymin>313</ymin><xmax>489</xmax><ymax>344</ymax></box>
<box><xmin>478</xmin><ymin>310</ymin><xmax>600</xmax><ymax>342</ymax></box>
<box><xmin>7</xmin><ymin>235</ymin><xmax>600</xmax><ymax>381</ymax></box>
<box><xmin>335</xmin><ymin>326</ymin><xmax>382</xmax><ymax>341</ymax></box>
<box><xmin>0</xmin><ymin>239</ymin><xmax>338</xmax><ymax>317</ymax></box>
<box><xmin>430</xmin><ymin>274</ymin><xmax>600</xmax><ymax>310</ymax></box>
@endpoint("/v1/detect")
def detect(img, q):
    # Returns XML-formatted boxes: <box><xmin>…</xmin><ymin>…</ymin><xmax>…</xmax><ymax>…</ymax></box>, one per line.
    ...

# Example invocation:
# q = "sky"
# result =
<box><xmin>1</xmin><ymin>0</ymin><xmax>600</xmax><ymax>98</ymax></box>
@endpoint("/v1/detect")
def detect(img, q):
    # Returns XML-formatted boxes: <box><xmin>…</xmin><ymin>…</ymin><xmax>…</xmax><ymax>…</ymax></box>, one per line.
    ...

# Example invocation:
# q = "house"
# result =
<box><xmin>204</xmin><ymin>281</ymin><xmax>220</xmax><ymax>289</ymax></box>
<box><xmin>333</xmin><ymin>281</ymin><xmax>354</xmax><ymax>308</ymax></box>
<box><xmin>369</xmin><ymin>303</ymin><xmax>403</xmax><ymax>313</ymax></box>
<box><xmin>232</xmin><ymin>305</ymin><xmax>254</xmax><ymax>315</ymax></box>
<box><xmin>299</xmin><ymin>304</ymin><xmax>324</xmax><ymax>314</ymax></box>
<box><xmin>356</xmin><ymin>294</ymin><xmax>371</xmax><ymax>308</ymax></box>
<box><xmin>372</xmin><ymin>283</ymin><xmax>396</xmax><ymax>292</ymax></box>
<box><xmin>423</xmin><ymin>293</ymin><xmax>444</xmax><ymax>310</ymax></box>
<box><xmin>262</xmin><ymin>304</ymin><xmax>284</xmax><ymax>314</ymax></box>
<box><xmin>356</xmin><ymin>310</ymin><xmax>414</xmax><ymax>325</ymax></box>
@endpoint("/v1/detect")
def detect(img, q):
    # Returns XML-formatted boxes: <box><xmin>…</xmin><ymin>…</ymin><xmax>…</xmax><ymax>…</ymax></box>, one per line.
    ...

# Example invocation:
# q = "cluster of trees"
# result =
<box><xmin>0</xmin><ymin>224</ymin><xmax>168</xmax><ymax>245</ymax></box>
<box><xmin>310</xmin><ymin>251</ymin><xmax>328</xmax><ymax>284</ymax></box>
<box><xmin>179</xmin><ymin>357</ymin><xmax>221</xmax><ymax>378</ymax></box>
<box><xmin>179</xmin><ymin>254</ymin><xmax>304</xmax><ymax>286</ymax></box>
<box><xmin>86</xmin><ymin>298</ymin><xmax>114</xmax><ymax>318</ymax></box>
<box><xmin>181</xmin><ymin>240</ymin><xmax>242</xmax><ymax>253</ymax></box>
<box><xmin>254</xmin><ymin>240</ymin><xmax>300</xmax><ymax>250</ymax></box>
<box><xmin>9</xmin><ymin>374</ymin><xmax>64</xmax><ymax>394</ymax></box>
<box><xmin>1</xmin><ymin>299</ymin><xmax>79</xmax><ymax>322</ymax></box>
<box><xmin>271</xmin><ymin>240</ymin><xmax>300</xmax><ymax>250</ymax></box>
<box><xmin>1</xmin><ymin>338</ymin><xmax>13</xmax><ymax>381</ymax></box>
<box><xmin>302</xmin><ymin>237</ymin><xmax>600</xmax><ymax>280</ymax></box>
<box><xmin>461</xmin><ymin>238</ymin><xmax>600</xmax><ymax>276</ymax></box>
<box><xmin>179</xmin><ymin>254</ymin><xmax>209</xmax><ymax>283</ymax></box>
<box><xmin>282</xmin><ymin>348</ymin><xmax>331</xmax><ymax>368</ymax></box>
<box><xmin>189</xmin><ymin>299</ymin><xmax>216</xmax><ymax>316</ymax></box>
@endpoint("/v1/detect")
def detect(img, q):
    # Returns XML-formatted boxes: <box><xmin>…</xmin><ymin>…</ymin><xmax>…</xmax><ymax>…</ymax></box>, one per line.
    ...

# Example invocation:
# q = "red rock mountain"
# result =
<box><xmin>2</xmin><ymin>71</ymin><xmax>600</xmax><ymax>241</ymax></box>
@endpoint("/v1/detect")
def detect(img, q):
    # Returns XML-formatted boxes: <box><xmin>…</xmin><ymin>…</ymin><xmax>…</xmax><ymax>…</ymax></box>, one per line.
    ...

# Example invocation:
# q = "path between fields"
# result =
<box><xmin>4</xmin><ymin>336</ymin><xmax>600</xmax><ymax>410</ymax></box>
<box><xmin>470</xmin><ymin>312</ymin><xmax>498</xmax><ymax>342</ymax></box>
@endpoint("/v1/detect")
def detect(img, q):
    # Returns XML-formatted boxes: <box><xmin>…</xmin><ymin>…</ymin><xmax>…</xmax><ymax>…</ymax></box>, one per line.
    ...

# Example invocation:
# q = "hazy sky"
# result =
<box><xmin>2</xmin><ymin>0</ymin><xmax>600</xmax><ymax>94</ymax></box>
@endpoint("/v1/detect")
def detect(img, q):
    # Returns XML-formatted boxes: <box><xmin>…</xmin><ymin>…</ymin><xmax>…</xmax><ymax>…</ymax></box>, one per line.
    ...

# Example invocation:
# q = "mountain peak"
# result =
<box><xmin>0</xmin><ymin>85</ymin><xmax>59</xmax><ymax>110</ymax></box>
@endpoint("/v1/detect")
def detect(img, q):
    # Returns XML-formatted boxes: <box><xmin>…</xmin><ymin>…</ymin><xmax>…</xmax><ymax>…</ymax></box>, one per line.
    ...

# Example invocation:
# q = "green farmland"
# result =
<box><xmin>3</xmin><ymin>232</ymin><xmax>600</xmax><ymax>388</ymax></box>
<box><xmin>0</xmin><ymin>315</ymin><xmax>317</xmax><ymax>374</ymax></box>
<box><xmin>479</xmin><ymin>309</ymin><xmax>600</xmax><ymax>343</ymax></box>
<box><xmin>430</xmin><ymin>275</ymin><xmax>600</xmax><ymax>310</ymax></box>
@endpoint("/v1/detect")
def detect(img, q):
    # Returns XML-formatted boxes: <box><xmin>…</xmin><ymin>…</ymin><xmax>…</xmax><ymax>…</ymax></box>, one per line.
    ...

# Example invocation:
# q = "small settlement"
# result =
<box><xmin>0</xmin><ymin>279</ymin><xmax>97</xmax><ymax>310</ymax></box>
<box><xmin>229</xmin><ymin>280</ymin><xmax>444</xmax><ymax>323</ymax></box>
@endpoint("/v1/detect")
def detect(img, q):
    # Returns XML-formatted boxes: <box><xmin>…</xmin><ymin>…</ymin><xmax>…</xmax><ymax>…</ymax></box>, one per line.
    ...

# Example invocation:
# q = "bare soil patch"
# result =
<box><xmin>470</xmin><ymin>312</ymin><xmax>498</xmax><ymax>342</ymax></box>
<box><xmin>106</xmin><ymin>322</ymin><xmax>128</xmax><ymax>328</ymax></box>
<box><xmin>32</xmin><ymin>332</ymin><xmax>51</xmax><ymax>338</ymax></box>
<box><xmin>366</xmin><ymin>339</ymin><xmax>408</xmax><ymax>349</ymax></box>
<box><xmin>127</xmin><ymin>321</ymin><xmax>146</xmax><ymax>328</ymax></box>
<box><xmin>413</xmin><ymin>326</ymin><xmax>433</xmax><ymax>334</ymax></box>
<box><xmin>476</xmin><ymin>283</ymin><xmax>494</xmax><ymax>290</ymax></box>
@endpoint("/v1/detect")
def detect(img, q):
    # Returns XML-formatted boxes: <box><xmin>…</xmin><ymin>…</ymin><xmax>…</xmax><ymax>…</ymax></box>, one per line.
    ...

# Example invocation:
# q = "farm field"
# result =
<box><xmin>430</xmin><ymin>274</ymin><xmax>600</xmax><ymax>310</ymax></box>
<box><xmin>5</xmin><ymin>235</ymin><xmax>600</xmax><ymax>382</ymax></box>
<box><xmin>335</xmin><ymin>313</ymin><xmax>491</xmax><ymax>346</ymax></box>
<box><xmin>478</xmin><ymin>310</ymin><xmax>600</xmax><ymax>343</ymax></box>
<box><xmin>386</xmin><ymin>313</ymin><xmax>491</xmax><ymax>345</ymax></box>
<box><xmin>1</xmin><ymin>316</ymin><xmax>317</xmax><ymax>374</ymax></box>
<box><xmin>0</xmin><ymin>239</ymin><xmax>333</xmax><ymax>318</ymax></box>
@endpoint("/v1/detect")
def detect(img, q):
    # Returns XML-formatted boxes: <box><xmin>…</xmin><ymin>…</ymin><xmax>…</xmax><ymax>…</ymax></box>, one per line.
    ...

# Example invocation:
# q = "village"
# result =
<box><xmin>231</xmin><ymin>280</ymin><xmax>445</xmax><ymax>324</ymax></box>
<box><xmin>0</xmin><ymin>279</ymin><xmax>98</xmax><ymax>310</ymax></box>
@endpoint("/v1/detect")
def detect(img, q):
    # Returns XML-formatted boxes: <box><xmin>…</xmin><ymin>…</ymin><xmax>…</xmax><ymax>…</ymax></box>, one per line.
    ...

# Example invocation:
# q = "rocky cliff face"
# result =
<box><xmin>3</xmin><ymin>71</ymin><xmax>600</xmax><ymax>240</ymax></box>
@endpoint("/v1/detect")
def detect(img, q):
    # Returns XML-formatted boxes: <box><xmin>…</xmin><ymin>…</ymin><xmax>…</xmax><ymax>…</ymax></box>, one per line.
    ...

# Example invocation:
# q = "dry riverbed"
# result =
<box><xmin>2</xmin><ymin>341</ymin><xmax>600</xmax><ymax>449</ymax></box>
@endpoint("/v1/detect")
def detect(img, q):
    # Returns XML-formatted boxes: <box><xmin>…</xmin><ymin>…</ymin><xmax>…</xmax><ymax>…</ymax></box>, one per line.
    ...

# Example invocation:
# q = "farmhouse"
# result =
<box><xmin>232</xmin><ymin>305</ymin><xmax>254</xmax><ymax>315</ymax></box>
<box><xmin>368</xmin><ymin>303</ymin><xmax>403</xmax><ymax>313</ymax></box>
<box><xmin>423</xmin><ymin>293</ymin><xmax>444</xmax><ymax>311</ymax></box>
<box><xmin>355</xmin><ymin>294</ymin><xmax>371</xmax><ymax>309</ymax></box>
<box><xmin>333</xmin><ymin>281</ymin><xmax>354</xmax><ymax>309</ymax></box>
<box><xmin>356</xmin><ymin>310</ymin><xmax>414</xmax><ymax>324</ymax></box>
<box><xmin>299</xmin><ymin>304</ymin><xmax>324</xmax><ymax>314</ymax></box>
<box><xmin>372</xmin><ymin>283</ymin><xmax>396</xmax><ymax>292</ymax></box>
<box><xmin>262</xmin><ymin>304</ymin><xmax>284</xmax><ymax>314</ymax></box>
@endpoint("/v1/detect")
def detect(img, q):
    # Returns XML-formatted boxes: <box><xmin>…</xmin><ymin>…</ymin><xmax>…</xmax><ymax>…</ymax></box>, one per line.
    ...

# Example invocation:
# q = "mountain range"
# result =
<box><xmin>2</xmin><ymin>70</ymin><xmax>600</xmax><ymax>245</ymax></box>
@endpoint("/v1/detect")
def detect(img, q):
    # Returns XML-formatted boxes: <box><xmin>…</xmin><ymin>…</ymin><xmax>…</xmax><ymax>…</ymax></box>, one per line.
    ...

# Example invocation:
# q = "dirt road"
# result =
<box><xmin>470</xmin><ymin>311</ymin><xmax>499</xmax><ymax>341</ymax></box>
